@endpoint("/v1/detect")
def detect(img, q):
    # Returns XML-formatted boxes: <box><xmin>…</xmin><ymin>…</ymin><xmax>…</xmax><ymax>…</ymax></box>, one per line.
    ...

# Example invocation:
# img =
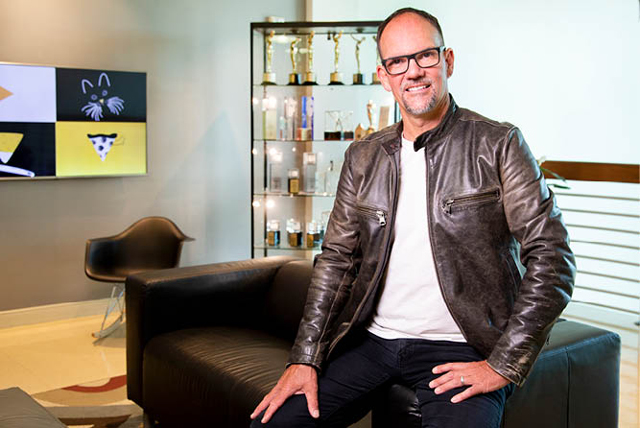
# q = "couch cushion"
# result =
<box><xmin>262</xmin><ymin>260</ymin><xmax>313</xmax><ymax>341</ymax></box>
<box><xmin>142</xmin><ymin>327</ymin><xmax>290</xmax><ymax>428</ymax></box>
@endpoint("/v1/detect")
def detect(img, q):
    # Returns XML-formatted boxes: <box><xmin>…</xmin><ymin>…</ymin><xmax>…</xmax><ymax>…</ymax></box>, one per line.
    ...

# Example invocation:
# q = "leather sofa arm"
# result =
<box><xmin>126</xmin><ymin>256</ymin><xmax>296</xmax><ymax>404</ymax></box>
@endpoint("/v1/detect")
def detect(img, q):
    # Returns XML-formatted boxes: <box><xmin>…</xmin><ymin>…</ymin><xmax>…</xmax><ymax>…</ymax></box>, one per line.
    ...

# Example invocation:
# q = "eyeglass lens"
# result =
<box><xmin>384</xmin><ymin>48</ymin><xmax>442</xmax><ymax>75</ymax></box>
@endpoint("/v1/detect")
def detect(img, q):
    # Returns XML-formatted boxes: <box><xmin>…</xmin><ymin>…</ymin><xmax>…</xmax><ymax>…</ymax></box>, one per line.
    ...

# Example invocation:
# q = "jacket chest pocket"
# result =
<box><xmin>355</xmin><ymin>204</ymin><xmax>387</xmax><ymax>227</ymax></box>
<box><xmin>442</xmin><ymin>188</ymin><xmax>501</xmax><ymax>214</ymax></box>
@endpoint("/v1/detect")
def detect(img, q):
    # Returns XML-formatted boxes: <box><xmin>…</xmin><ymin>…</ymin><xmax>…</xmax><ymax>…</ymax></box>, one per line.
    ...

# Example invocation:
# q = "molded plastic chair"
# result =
<box><xmin>85</xmin><ymin>216</ymin><xmax>194</xmax><ymax>338</ymax></box>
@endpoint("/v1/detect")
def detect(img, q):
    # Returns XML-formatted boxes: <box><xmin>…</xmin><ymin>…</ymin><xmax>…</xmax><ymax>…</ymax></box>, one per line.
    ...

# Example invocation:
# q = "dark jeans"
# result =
<box><xmin>251</xmin><ymin>331</ymin><xmax>513</xmax><ymax>428</ymax></box>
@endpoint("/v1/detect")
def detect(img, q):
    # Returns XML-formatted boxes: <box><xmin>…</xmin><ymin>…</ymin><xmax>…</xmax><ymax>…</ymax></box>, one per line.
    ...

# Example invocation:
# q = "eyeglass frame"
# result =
<box><xmin>380</xmin><ymin>46</ymin><xmax>446</xmax><ymax>75</ymax></box>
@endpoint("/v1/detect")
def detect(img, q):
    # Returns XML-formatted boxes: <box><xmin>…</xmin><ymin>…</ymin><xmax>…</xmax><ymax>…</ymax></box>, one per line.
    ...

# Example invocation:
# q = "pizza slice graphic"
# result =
<box><xmin>0</xmin><ymin>132</ymin><xmax>23</xmax><ymax>163</ymax></box>
<box><xmin>0</xmin><ymin>132</ymin><xmax>35</xmax><ymax>177</ymax></box>
<box><xmin>87</xmin><ymin>133</ymin><xmax>117</xmax><ymax>161</ymax></box>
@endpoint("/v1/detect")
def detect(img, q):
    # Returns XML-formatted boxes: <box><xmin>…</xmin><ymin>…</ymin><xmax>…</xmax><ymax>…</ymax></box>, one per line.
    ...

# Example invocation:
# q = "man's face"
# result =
<box><xmin>377</xmin><ymin>13</ymin><xmax>454</xmax><ymax>118</ymax></box>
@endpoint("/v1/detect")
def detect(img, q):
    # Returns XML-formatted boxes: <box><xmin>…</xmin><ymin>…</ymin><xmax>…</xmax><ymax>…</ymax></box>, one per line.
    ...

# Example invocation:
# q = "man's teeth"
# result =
<box><xmin>407</xmin><ymin>85</ymin><xmax>429</xmax><ymax>92</ymax></box>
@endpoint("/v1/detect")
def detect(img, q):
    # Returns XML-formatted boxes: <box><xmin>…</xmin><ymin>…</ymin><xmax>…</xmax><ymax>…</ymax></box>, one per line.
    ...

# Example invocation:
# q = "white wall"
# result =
<box><xmin>0</xmin><ymin>0</ymin><xmax>304</xmax><ymax>311</ymax></box>
<box><xmin>310</xmin><ymin>0</ymin><xmax>640</xmax><ymax>164</ymax></box>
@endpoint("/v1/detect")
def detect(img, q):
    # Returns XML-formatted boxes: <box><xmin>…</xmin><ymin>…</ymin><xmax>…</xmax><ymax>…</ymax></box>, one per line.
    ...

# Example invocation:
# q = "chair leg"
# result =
<box><xmin>92</xmin><ymin>283</ymin><xmax>125</xmax><ymax>339</ymax></box>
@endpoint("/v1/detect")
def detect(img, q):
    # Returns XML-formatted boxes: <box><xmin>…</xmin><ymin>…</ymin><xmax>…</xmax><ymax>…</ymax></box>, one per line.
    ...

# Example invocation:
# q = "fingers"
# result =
<box><xmin>451</xmin><ymin>386</ymin><xmax>478</xmax><ymax>404</ymax></box>
<box><xmin>305</xmin><ymin>381</ymin><xmax>320</xmax><ymax>419</ymax></box>
<box><xmin>249</xmin><ymin>364</ymin><xmax>319</xmax><ymax>423</ymax></box>
<box><xmin>261</xmin><ymin>394</ymin><xmax>289</xmax><ymax>424</ymax></box>
<box><xmin>250</xmin><ymin>395</ymin><xmax>270</xmax><ymax>420</ymax></box>
<box><xmin>427</xmin><ymin>360</ymin><xmax>511</xmax><ymax>404</ymax></box>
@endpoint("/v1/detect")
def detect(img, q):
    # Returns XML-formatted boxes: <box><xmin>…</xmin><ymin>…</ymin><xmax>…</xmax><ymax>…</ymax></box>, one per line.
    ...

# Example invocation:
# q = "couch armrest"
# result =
<box><xmin>126</xmin><ymin>256</ymin><xmax>297</xmax><ymax>405</ymax></box>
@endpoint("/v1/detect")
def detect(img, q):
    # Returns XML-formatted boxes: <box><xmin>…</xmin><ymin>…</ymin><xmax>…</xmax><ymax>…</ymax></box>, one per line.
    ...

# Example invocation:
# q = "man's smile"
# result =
<box><xmin>404</xmin><ymin>82</ymin><xmax>431</xmax><ymax>93</ymax></box>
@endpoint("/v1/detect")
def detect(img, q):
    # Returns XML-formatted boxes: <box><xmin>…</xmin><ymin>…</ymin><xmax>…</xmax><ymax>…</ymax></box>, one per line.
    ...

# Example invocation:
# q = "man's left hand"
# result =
<box><xmin>429</xmin><ymin>360</ymin><xmax>510</xmax><ymax>403</ymax></box>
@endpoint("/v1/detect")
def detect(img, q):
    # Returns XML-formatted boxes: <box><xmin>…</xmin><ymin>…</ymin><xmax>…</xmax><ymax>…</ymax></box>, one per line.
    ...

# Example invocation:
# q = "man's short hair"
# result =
<box><xmin>376</xmin><ymin>8</ymin><xmax>445</xmax><ymax>58</ymax></box>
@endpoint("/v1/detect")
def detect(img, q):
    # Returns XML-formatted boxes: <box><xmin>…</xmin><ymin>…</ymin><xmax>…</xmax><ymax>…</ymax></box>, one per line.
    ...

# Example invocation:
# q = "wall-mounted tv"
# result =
<box><xmin>0</xmin><ymin>63</ymin><xmax>146</xmax><ymax>180</ymax></box>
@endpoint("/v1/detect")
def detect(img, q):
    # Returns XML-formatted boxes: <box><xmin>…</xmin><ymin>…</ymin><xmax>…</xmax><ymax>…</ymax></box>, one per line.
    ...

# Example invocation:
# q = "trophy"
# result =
<box><xmin>371</xmin><ymin>35</ymin><xmax>381</xmax><ymax>85</ymax></box>
<box><xmin>262</xmin><ymin>30</ymin><xmax>276</xmax><ymax>85</ymax></box>
<box><xmin>303</xmin><ymin>31</ymin><xmax>317</xmax><ymax>85</ymax></box>
<box><xmin>366</xmin><ymin>100</ymin><xmax>376</xmax><ymax>134</ymax></box>
<box><xmin>351</xmin><ymin>35</ymin><xmax>365</xmax><ymax>85</ymax></box>
<box><xmin>329</xmin><ymin>31</ymin><xmax>344</xmax><ymax>85</ymax></box>
<box><xmin>288</xmin><ymin>37</ymin><xmax>302</xmax><ymax>85</ymax></box>
<box><xmin>355</xmin><ymin>100</ymin><xmax>377</xmax><ymax>139</ymax></box>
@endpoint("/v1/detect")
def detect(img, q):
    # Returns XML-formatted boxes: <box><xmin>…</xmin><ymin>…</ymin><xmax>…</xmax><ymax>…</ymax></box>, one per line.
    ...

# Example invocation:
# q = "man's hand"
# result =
<box><xmin>250</xmin><ymin>364</ymin><xmax>319</xmax><ymax>424</ymax></box>
<box><xmin>429</xmin><ymin>360</ymin><xmax>510</xmax><ymax>403</ymax></box>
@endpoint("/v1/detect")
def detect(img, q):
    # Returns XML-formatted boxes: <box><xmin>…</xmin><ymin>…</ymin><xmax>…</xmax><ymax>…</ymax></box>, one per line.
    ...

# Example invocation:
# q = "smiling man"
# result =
<box><xmin>251</xmin><ymin>8</ymin><xmax>575</xmax><ymax>428</ymax></box>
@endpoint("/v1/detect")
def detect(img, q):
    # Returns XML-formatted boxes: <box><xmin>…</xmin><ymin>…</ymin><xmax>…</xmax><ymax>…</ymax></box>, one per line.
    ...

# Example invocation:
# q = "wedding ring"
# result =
<box><xmin>460</xmin><ymin>375</ymin><xmax>465</xmax><ymax>385</ymax></box>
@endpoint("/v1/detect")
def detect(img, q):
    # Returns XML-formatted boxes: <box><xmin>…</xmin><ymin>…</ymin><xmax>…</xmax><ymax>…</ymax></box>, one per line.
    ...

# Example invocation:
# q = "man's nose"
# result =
<box><xmin>405</xmin><ymin>57</ymin><xmax>423</xmax><ymax>77</ymax></box>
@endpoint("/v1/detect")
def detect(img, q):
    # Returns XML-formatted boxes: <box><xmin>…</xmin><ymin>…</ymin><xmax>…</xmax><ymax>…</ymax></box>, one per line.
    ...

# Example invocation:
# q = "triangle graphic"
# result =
<box><xmin>0</xmin><ymin>86</ymin><xmax>13</xmax><ymax>102</ymax></box>
<box><xmin>87</xmin><ymin>133</ymin><xmax>117</xmax><ymax>162</ymax></box>
<box><xmin>0</xmin><ymin>132</ymin><xmax>24</xmax><ymax>163</ymax></box>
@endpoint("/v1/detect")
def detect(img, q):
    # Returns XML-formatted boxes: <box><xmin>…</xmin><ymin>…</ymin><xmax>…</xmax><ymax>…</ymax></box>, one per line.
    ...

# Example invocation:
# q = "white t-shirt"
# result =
<box><xmin>367</xmin><ymin>136</ymin><xmax>466</xmax><ymax>342</ymax></box>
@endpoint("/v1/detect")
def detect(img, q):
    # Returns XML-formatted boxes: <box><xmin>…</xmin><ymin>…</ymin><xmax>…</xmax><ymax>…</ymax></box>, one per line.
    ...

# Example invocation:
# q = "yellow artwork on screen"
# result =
<box><xmin>56</xmin><ymin>122</ymin><xmax>146</xmax><ymax>177</ymax></box>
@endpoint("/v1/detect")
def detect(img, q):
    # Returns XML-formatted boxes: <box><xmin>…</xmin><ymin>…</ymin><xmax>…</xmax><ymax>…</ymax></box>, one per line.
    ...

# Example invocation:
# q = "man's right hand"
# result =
<box><xmin>250</xmin><ymin>364</ymin><xmax>319</xmax><ymax>424</ymax></box>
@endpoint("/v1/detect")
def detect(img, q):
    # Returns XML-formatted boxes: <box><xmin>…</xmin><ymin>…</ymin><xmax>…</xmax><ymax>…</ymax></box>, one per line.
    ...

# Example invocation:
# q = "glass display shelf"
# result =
<box><xmin>253</xmin><ymin>83</ymin><xmax>383</xmax><ymax>89</ymax></box>
<box><xmin>250</xmin><ymin>20</ymin><xmax>384</xmax><ymax>260</ymax></box>
<box><xmin>253</xmin><ymin>244</ymin><xmax>321</xmax><ymax>251</ymax></box>
<box><xmin>253</xmin><ymin>139</ymin><xmax>355</xmax><ymax>143</ymax></box>
<box><xmin>254</xmin><ymin>191</ymin><xmax>336</xmax><ymax>198</ymax></box>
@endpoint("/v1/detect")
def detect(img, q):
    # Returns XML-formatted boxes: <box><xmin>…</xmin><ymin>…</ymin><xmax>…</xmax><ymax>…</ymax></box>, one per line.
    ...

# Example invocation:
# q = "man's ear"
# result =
<box><xmin>445</xmin><ymin>48</ymin><xmax>455</xmax><ymax>78</ymax></box>
<box><xmin>377</xmin><ymin>65</ymin><xmax>392</xmax><ymax>92</ymax></box>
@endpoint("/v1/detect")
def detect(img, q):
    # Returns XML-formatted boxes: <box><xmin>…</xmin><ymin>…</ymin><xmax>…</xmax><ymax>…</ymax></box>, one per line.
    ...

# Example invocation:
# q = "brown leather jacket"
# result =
<box><xmin>288</xmin><ymin>97</ymin><xmax>575</xmax><ymax>386</ymax></box>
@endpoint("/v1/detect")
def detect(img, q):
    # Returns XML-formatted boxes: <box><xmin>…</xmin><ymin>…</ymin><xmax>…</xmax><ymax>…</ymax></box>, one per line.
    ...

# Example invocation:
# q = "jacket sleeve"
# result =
<box><xmin>288</xmin><ymin>145</ymin><xmax>362</xmax><ymax>369</ymax></box>
<box><xmin>486</xmin><ymin>127</ymin><xmax>576</xmax><ymax>386</ymax></box>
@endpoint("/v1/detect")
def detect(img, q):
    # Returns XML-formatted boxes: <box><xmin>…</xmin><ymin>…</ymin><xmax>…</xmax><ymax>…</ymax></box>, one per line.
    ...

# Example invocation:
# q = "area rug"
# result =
<box><xmin>32</xmin><ymin>375</ymin><xmax>143</xmax><ymax>428</ymax></box>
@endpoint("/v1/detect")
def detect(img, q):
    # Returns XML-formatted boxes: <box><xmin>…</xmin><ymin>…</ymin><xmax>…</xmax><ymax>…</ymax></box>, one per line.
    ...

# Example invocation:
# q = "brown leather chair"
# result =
<box><xmin>85</xmin><ymin>216</ymin><xmax>193</xmax><ymax>339</ymax></box>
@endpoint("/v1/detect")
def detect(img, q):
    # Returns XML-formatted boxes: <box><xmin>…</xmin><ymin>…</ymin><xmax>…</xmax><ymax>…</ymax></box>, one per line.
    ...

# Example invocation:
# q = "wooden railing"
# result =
<box><xmin>540</xmin><ymin>161</ymin><xmax>639</xmax><ymax>338</ymax></box>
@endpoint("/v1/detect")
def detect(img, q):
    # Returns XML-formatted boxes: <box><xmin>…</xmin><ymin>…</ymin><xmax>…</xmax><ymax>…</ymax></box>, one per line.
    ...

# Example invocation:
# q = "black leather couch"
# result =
<box><xmin>126</xmin><ymin>256</ymin><xmax>620</xmax><ymax>427</ymax></box>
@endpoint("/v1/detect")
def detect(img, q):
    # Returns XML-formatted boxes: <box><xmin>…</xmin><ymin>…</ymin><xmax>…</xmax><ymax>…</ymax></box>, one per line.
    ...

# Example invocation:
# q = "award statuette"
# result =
<box><xmin>351</xmin><ymin>35</ymin><xmax>365</xmax><ymax>85</ymax></box>
<box><xmin>262</xmin><ymin>31</ymin><xmax>276</xmax><ymax>85</ymax></box>
<box><xmin>355</xmin><ymin>100</ymin><xmax>376</xmax><ymax>140</ymax></box>
<box><xmin>366</xmin><ymin>100</ymin><xmax>376</xmax><ymax>134</ymax></box>
<box><xmin>303</xmin><ymin>31</ymin><xmax>317</xmax><ymax>85</ymax></box>
<box><xmin>288</xmin><ymin>37</ymin><xmax>302</xmax><ymax>85</ymax></box>
<box><xmin>371</xmin><ymin>35</ymin><xmax>381</xmax><ymax>85</ymax></box>
<box><xmin>329</xmin><ymin>31</ymin><xmax>344</xmax><ymax>85</ymax></box>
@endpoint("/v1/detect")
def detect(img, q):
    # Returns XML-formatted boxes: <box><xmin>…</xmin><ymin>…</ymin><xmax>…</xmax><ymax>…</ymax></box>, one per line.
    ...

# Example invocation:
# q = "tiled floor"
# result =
<box><xmin>0</xmin><ymin>315</ymin><xmax>637</xmax><ymax>427</ymax></box>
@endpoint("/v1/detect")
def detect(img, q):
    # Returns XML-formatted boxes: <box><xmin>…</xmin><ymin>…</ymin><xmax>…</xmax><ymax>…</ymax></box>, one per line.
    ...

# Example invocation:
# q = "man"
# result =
<box><xmin>251</xmin><ymin>8</ymin><xmax>575</xmax><ymax>428</ymax></box>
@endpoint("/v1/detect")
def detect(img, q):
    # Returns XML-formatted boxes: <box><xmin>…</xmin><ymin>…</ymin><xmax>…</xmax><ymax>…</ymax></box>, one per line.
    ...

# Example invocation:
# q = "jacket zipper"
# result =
<box><xmin>356</xmin><ymin>206</ymin><xmax>387</xmax><ymax>226</ymax></box>
<box><xmin>327</xmin><ymin>151</ymin><xmax>399</xmax><ymax>355</ymax></box>
<box><xmin>426</xmin><ymin>150</ymin><xmax>469</xmax><ymax>341</ymax></box>
<box><xmin>443</xmin><ymin>189</ymin><xmax>500</xmax><ymax>214</ymax></box>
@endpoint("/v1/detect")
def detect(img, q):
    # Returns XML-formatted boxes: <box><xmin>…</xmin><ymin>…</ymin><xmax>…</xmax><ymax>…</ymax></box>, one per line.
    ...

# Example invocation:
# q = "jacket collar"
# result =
<box><xmin>381</xmin><ymin>94</ymin><xmax>458</xmax><ymax>155</ymax></box>
<box><xmin>414</xmin><ymin>94</ymin><xmax>458</xmax><ymax>151</ymax></box>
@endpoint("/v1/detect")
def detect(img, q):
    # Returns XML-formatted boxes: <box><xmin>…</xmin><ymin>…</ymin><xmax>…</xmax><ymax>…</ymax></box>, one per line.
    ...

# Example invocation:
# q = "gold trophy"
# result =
<box><xmin>371</xmin><ymin>35</ymin><xmax>381</xmax><ymax>85</ymax></box>
<box><xmin>366</xmin><ymin>100</ymin><xmax>376</xmax><ymax>135</ymax></box>
<box><xmin>355</xmin><ymin>100</ymin><xmax>377</xmax><ymax>139</ymax></box>
<box><xmin>329</xmin><ymin>31</ymin><xmax>344</xmax><ymax>85</ymax></box>
<box><xmin>303</xmin><ymin>31</ymin><xmax>317</xmax><ymax>85</ymax></box>
<box><xmin>288</xmin><ymin>37</ymin><xmax>302</xmax><ymax>85</ymax></box>
<box><xmin>262</xmin><ymin>31</ymin><xmax>277</xmax><ymax>85</ymax></box>
<box><xmin>352</xmin><ymin>35</ymin><xmax>365</xmax><ymax>85</ymax></box>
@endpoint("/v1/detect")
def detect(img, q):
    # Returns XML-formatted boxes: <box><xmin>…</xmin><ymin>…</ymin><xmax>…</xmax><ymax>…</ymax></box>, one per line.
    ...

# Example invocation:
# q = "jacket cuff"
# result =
<box><xmin>486</xmin><ymin>356</ymin><xmax>525</xmax><ymax>387</ymax></box>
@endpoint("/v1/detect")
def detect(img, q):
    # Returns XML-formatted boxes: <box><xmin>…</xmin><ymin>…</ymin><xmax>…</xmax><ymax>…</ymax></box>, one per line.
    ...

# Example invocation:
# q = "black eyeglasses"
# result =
<box><xmin>381</xmin><ymin>46</ymin><xmax>446</xmax><ymax>75</ymax></box>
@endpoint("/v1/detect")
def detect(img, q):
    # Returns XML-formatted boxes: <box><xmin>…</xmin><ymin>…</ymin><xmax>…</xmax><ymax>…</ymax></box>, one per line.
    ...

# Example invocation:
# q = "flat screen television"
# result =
<box><xmin>0</xmin><ymin>63</ymin><xmax>147</xmax><ymax>180</ymax></box>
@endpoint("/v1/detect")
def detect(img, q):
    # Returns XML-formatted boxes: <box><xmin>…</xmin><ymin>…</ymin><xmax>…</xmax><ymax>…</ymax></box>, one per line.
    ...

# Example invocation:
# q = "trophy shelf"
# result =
<box><xmin>251</xmin><ymin>20</ymin><xmax>387</xmax><ymax>260</ymax></box>
<box><xmin>254</xmin><ymin>191</ymin><xmax>336</xmax><ymax>198</ymax></box>
<box><xmin>251</xmin><ymin>21</ymin><xmax>382</xmax><ymax>36</ymax></box>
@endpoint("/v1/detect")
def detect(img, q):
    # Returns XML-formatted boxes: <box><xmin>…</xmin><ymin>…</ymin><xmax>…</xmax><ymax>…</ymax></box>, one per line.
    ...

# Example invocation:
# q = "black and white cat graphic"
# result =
<box><xmin>80</xmin><ymin>72</ymin><xmax>125</xmax><ymax>121</ymax></box>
